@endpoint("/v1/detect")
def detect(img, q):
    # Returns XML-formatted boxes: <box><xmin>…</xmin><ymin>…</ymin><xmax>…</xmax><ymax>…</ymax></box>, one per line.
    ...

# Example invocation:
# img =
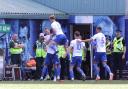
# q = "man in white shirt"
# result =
<box><xmin>81</xmin><ymin>27</ymin><xmax>113</xmax><ymax>80</ymax></box>
<box><xmin>49</xmin><ymin>15</ymin><xmax>68</xmax><ymax>54</ymax></box>
<box><xmin>69</xmin><ymin>32</ymin><xmax>86</xmax><ymax>81</ymax></box>
<box><xmin>40</xmin><ymin>29</ymin><xmax>60</xmax><ymax>82</ymax></box>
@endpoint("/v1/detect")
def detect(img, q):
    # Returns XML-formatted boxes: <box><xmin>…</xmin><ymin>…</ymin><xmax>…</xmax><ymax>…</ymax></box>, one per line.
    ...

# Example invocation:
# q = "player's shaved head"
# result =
<box><xmin>96</xmin><ymin>27</ymin><xmax>102</xmax><ymax>31</ymax></box>
<box><xmin>96</xmin><ymin>27</ymin><xmax>102</xmax><ymax>33</ymax></box>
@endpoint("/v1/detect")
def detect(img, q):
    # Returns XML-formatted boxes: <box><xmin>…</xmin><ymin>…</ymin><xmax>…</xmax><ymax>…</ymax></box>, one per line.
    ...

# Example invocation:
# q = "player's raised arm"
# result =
<box><xmin>81</xmin><ymin>38</ymin><xmax>93</xmax><ymax>42</ymax></box>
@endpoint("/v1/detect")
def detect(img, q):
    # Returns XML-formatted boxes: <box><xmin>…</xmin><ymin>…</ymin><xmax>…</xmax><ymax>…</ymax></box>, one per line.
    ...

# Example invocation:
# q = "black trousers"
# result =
<box><xmin>60</xmin><ymin>57</ymin><xmax>70</xmax><ymax>80</ymax></box>
<box><xmin>107</xmin><ymin>54</ymin><xmax>113</xmax><ymax>72</ymax></box>
<box><xmin>113</xmin><ymin>52</ymin><xmax>125</xmax><ymax>80</ymax></box>
<box><xmin>35</xmin><ymin>57</ymin><xmax>44</xmax><ymax>79</ymax></box>
<box><xmin>11</xmin><ymin>54</ymin><xmax>21</xmax><ymax>66</ymax></box>
<box><xmin>85</xmin><ymin>51</ymin><xmax>91</xmax><ymax>76</ymax></box>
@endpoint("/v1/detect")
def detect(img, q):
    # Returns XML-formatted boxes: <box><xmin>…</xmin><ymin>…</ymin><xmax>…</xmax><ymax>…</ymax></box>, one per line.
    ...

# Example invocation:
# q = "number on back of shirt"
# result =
<box><xmin>77</xmin><ymin>43</ymin><xmax>81</xmax><ymax>50</ymax></box>
<box><xmin>101</xmin><ymin>37</ymin><xmax>105</xmax><ymax>44</ymax></box>
<box><xmin>100</xmin><ymin>37</ymin><xmax>105</xmax><ymax>47</ymax></box>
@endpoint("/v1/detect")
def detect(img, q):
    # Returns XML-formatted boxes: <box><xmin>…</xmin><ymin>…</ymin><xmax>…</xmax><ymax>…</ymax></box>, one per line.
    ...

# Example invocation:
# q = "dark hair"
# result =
<box><xmin>74</xmin><ymin>32</ymin><xmax>80</xmax><ymax>37</ymax></box>
<box><xmin>116</xmin><ymin>29</ymin><xmax>121</xmax><ymax>32</ymax></box>
<box><xmin>96</xmin><ymin>27</ymin><xmax>102</xmax><ymax>31</ymax></box>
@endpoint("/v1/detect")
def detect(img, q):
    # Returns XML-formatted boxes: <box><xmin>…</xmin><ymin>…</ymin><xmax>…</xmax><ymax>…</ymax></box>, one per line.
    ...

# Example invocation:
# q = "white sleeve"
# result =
<box><xmin>91</xmin><ymin>34</ymin><xmax>97</xmax><ymax>40</ymax></box>
<box><xmin>51</xmin><ymin>23</ymin><xmax>56</xmax><ymax>30</ymax></box>
<box><xmin>82</xmin><ymin>42</ymin><xmax>85</xmax><ymax>47</ymax></box>
<box><xmin>70</xmin><ymin>41</ymin><xmax>74</xmax><ymax>47</ymax></box>
<box><xmin>51</xmin><ymin>22</ymin><xmax>60</xmax><ymax>30</ymax></box>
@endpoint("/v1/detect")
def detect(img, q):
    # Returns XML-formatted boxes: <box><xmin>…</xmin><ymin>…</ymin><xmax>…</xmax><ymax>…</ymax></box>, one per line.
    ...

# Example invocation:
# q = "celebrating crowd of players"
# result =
<box><xmin>9</xmin><ymin>15</ymin><xmax>126</xmax><ymax>81</ymax></box>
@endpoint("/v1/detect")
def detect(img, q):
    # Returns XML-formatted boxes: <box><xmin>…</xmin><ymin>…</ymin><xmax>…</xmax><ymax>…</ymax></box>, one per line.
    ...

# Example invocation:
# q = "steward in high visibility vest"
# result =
<box><xmin>113</xmin><ymin>37</ymin><xmax>124</xmax><ymax>52</ymax></box>
<box><xmin>58</xmin><ymin>45</ymin><xmax>66</xmax><ymax>59</ymax></box>
<box><xmin>106</xmin><ymin>36</ymin><xmax>112</xmax><ymax>55</ymax></box>
<box><xmin>112</xmin><ymin>30</ymin><xmax>126</xmax><ymax>80</ymax></box>
<box><xmin>105</xmin><ymin>35</ymin><xmax>113</xmax><ymax>77</ymax></box>
<box><xmin>82</xmin><ymin>49</ymin><xmax>86</xmax><ymax>61</ymax></box>
<box><xmin>34</xmin><ymin>33</ymin><xmax>46</xmax><ymax>79</ymax></box>
<box><xmin>58</xmin><ymin>45</ymin><xmax>69</xmax><ymax>80</ymax></box>
<box><xmin>35</xmin><ymin>40</ymin><xmax>46</xmax><ymax>58</ymax></box>
<box><xmin>9</xmin><ymin>34</ymin><xmax>24</xmax><ymax>66</ymax></box>
<box><xmin>10</xmin><ymin>41</ymin><xmax>23</xmax><ymax>54</ymax></box>
<box><xmin>106</xmin><ymin>41</ymin><xmax>112</xmax><ymax>54</ymax></box>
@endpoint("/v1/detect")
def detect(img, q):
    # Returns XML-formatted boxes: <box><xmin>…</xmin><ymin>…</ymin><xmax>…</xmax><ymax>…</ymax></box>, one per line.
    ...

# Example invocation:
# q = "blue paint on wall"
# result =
<box><xmin>29</xmin><ymin>20</ymin><xmax>38</xmax><ymax>57</ymax></box>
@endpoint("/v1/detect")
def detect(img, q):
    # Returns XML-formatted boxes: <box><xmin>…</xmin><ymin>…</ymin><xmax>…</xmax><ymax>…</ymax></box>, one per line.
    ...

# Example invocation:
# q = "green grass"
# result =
<box><xmin>0</xmin><ymin>80</ymin><xmax>128</xmax><ymax>89</ymax></box>
<box><xmin>0</xmin><ymin>80</ymin><xmax>128</xmax><ymax>84</ymax></box>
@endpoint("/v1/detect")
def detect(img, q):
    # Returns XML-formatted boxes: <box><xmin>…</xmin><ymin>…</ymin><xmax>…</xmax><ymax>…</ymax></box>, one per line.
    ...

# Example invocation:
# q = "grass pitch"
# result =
<box><xmin>0</xmin><ymin>80</ymin><xmax>128</xmax><ymax>89</ymax></box>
